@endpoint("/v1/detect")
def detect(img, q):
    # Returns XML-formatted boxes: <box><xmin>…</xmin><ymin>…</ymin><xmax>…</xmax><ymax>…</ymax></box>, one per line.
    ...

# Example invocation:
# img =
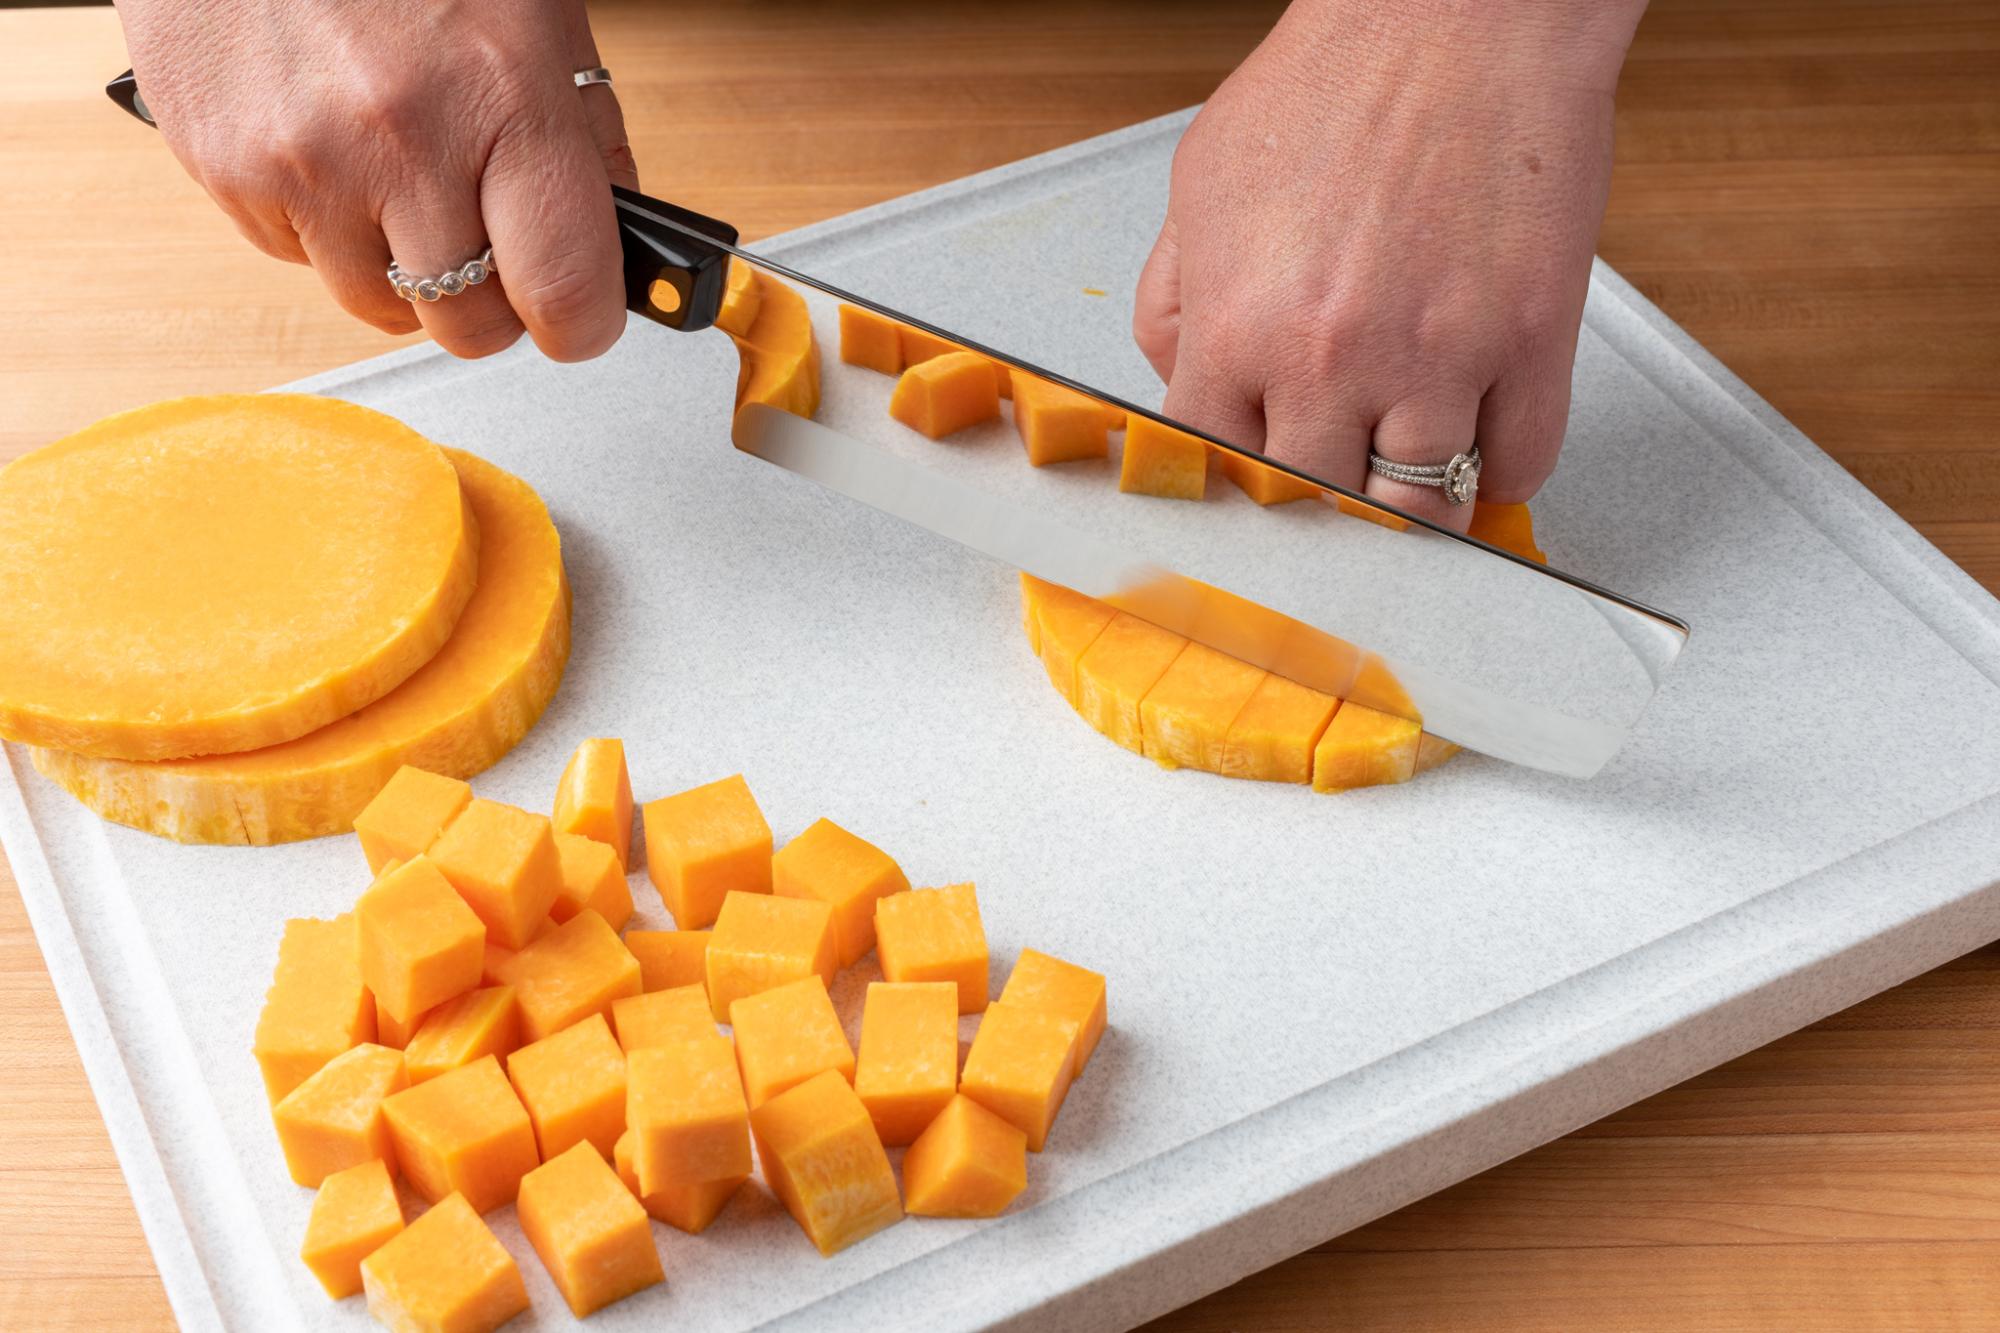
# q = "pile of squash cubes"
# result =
<box><xmin>254</xmin><ymin>737</ymin><xmax>1106</xmax><ymax>1328</ymax></box>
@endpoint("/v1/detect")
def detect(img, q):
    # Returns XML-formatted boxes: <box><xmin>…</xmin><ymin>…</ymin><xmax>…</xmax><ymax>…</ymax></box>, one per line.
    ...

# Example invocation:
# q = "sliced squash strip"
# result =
<box><xmin>32</xmin><ymin>450</ymin><xmax>569</xmax><ymax>845</ymax></box>
<box><xmin>0</xmin><ymin>394</ymin><xmax>479</xmax><ymax>761</ymax></box>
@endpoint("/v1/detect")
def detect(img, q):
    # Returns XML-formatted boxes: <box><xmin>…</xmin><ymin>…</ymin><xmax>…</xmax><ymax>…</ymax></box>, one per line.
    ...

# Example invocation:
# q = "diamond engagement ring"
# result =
<box><xmin>387</xmin><ymin>248</ymin><xmax>494</xmax><ymax>303</ymax></box>
<box><xmin>1367</xmin><ymin>446</ymin><xmax>1482</xmax><ymax>506</ymax></box>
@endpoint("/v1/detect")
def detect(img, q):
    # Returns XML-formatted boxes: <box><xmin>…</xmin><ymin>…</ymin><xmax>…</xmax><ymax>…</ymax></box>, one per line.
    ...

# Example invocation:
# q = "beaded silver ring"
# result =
<box><xmin>387</xmin><ymin>248</ymin><xmax>494</xmax><ymax>303</ymax></box>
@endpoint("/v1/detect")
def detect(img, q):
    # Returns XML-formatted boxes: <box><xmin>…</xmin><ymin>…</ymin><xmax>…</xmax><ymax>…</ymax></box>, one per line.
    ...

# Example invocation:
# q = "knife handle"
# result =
<box><xmin>104</xmin><ymin>71</ymin><xmax>733</xmax><ymax>334</ymax></box>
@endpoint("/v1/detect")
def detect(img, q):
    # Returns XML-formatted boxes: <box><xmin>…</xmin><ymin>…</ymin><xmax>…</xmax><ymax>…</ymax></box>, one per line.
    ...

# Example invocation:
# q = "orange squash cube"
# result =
<box><xmin>428</xmin><ymin>798</ymin><xmax>563</xmax><ymax>950</ymax></box>
<box><xmin>517</xmin><ymin>1141</ymin><xmax>663</xmax><ymax>1317</ymax></box>
<box><xmin>874</xmin><ymin>883</ymin><xmax>989</xmax><ymax>1014</ymax></box>
<box><xmin>352</xmin><ymin>766</ymin><xmax>473</xmax><ymax>875</ymax></box>
<box><xmin>888</xmin><ymin>351</ymin><xmax>1001</xmax><ymax>439</ymax></box>
<box><xmin>1219</xmin><ymin>676</ymin><xmax>1340</xmax><ymax>784</ymax></box>
<box><xmin>551</xmin><ymin>832</ymin><xmax>634</xmax><ymax>933</ymax></box>
<box><xmin>1218</xmin><ymin>449</ymin><xmax>1320</xmax><ymax>505</ymax></box>
<box><xmin>1020</xmin><ymin>575</ymin><xmax>1116</xmax><ymax>706</ymax></box>
<box><xmin>901</xmin><ymin>1094</ymin><xmax>1028</xmax><ymax>1219</ymax></box>
<box><xmin>254</xmin><ymin>914</ymin><xmax>376</xmax><ymax>1104</ymax></box>
<box><xmin>772</xmin><ymin>817</ymin><xmax>910</xmax><ymax>966</ymax></box>
<box><xmin>898</xmin><ymin>323</ymin><xmax>964</xmax><ymax>367</ymax></box>
<box><xmin>731</xmin><ymin>975</ymin><xmax>855</xmax><ymax>1109</ymax></box>
<box><xmin>505</xmin><ymin>1012</ymin><xmax>628</xmax><ymax>1163</ymax></box>
<box><xmin>623</xmin><ymin>929</ymin><xmax>711</xmax><ymax>994</ymax></box>
<box><xmin>356</xmin><ymin>855</ymin><xmax>487</xmax><ymax>1027</ymax></box>
<box><xmin>506</xmin><ymin>909</ymin><xmax>643</xmax><ymax>1042</ymax></box>
<box><xmin>614</xmin><ymin>1129</ymin><xmax>744</xmax><ymax>1234</ymax></box>
<box><xmin>1311</xmin><ymin>700</ymin><xmax>1421</xmax><ymax>792</ymax></box>
<box><xmin>1139</xmin><ymin>642</ymin><xmax>1267</xmax><ymax>772</ymax></box>
<box><xmin>611</xmin><ymin>983</ymin><xmax>716</xmax><ymax>1053</ymax></box>
<box><xmin>853</xmin><ymin>982</ymin><xmax>958</xmax><ymax>1146</ymax></box>
<box><xmin>838</xmin><ymin>303</ymin><xmax>903</xmax><ymax>375</ymax></box>
<box><xmin>705</xmin><ymin>890</ymin><xmax>838</xmax><ymax>1021</ymax></box>
<box><xmin>642</xmin><ymin>773</ymin><xmax>772</xmax><ymax>930</ymax></box>
<box><xmin>552</xmin><ymin>736</ymin><xmax>634</xmax><ymax>870</ymax></box>
<box><xmin>715</xmin><ymin>258</ymin><xmax>762</xmax><ymax>338</ymax></box>
<box><xmin>478</xmin><ymin>916</ymin><xmax>552</xmax><ymax>990</ymax></box>
<box><xmin>750</xmin><ymin>1069</ymin><xmax>903</xmax><ymax>1257</ymax></box>
<box><xmin>1074</xmin><ymin>614</ymin><xmax>1190</xmax><ymax>753</ymax></box>
<box><xmin>361</xmin><ymin>1192</ymin><xmax>527</xmax><ymax>1333</ymax></box>
<box><xmin>626</xmin><ymin>1035</ymin><xmax>751</xmax><ymax>1193</ymax></box>
<box><xmin>300</xmin><ymin>1157</ymin><xmax>404</xmax><ymax>1300</ymax></box>
<box><xmin>380</xmin><ymin>1055</ymin><xmax>539</xmax><ymax>1213</ymax></box>
<box><xmin>404</xmin><ymin>986</ymin><xmax>520</xmax><ymax>1086</ymax></box>
<box><xmin>273</xmin><ymin>1042</ymin><xmax>407</xmax><ymax>1187</ymax></box>
<box><xmin>1011</xmin><ymin>374</ymin><xmax>1112</xmax><ymax>466</ymax></box>
<box><xmin>1119</xmin><ymin>415</ymin><xmax>1209</xmax><ymax>500</ymax></box>
<box><xmin>960</xmin><ymin>1002</ymin><xmax>1078</xmax><ymax>1152</ymax></box>
<box><xmin>998</xmin><ymin>948</ymin><xmax>1108</xmax><ymax>1075</ymax></box>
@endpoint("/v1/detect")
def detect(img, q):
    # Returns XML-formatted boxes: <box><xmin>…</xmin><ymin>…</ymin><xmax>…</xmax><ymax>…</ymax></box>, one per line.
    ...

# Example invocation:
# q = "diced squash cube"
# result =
<box><xmin>1311</xmin><ymin>700</ymin><xmax>1421</xmax><ymax>791</ymax></box>
<box><xmin>1139</xmin><ymin>642</ymin><xmax>1267</xmax><ymax>772</ymax></box>
<box><xmin>731</xmin><ymin>975</ymin><xmax>855</xmax><ymax>1110</ymax></box>
<box><xmin>874</xmin><ymin>883</ymin><xmax>989</xmax><ymax>1014</ymax></box>
<box><xmin>614</xmin><ymin>1129</ymin><xmax>744</xmax><ymax>1234</ymax></box>
<box><xmin>998</xmin><ymin>948</ymin><xmax>1108</xmax><ymax>1074</ymax></box>
<box><xmin>772</xmin><ymin>817</ymin><xmax>909</xmax><ymax>967</ymax></box>
<box><xmin>960</xmin><ymin>1002</ymin><xmax>1078</xmax><ymax>1152</ymax></box>
<box><xmin>352</xmin><ymin>766</ymin><xmax>473</xmax><ymax>875</ymax></box>
<box><xmin>551</xmin><ymin>832</ymin><xmax>633</xmax><ymax>933</ymax></box>
<box><xmin>273</xmin><ymin>1043</ymin><xmax>407</xmax><ymax>1188</ymax></box>
<box><xmin>254</xmin><ymin>914</ymin><xmax>376</xmax><ymax>1104</ymax></box>
<box><xmin>506</xmin><ymin>909</ymin><xmax>643</xmax><ymax>1042</ymax></box>
<box><xmin>1119</xmin><ymin>415</ymin><xmax>1209</xmax><ymax>500</ymax></box>
<box><xmin>381</xmin><ymin>1055</ymin><xmax>539</xmax><ymax>1213</ymax></box>
<box><xmin>1468</xmin><ymin>500</ymin><xmax>1548</xmax><ymax>563</ymax></box>
<box><xmin>361</xmin><ymin>1193</ymin><xmax>527</xmax><ymax>1333</ymax></box>
<box><xmin>300</xmin><ymin>1158</ymin><xmax>404</xmax><ymax>1300</ymax></box>
<box><xmin>505</xmin><ymin>1012</ymin><xmax>627</xmax><ymax>1163</ymax></box>
<box><xmin>478</xmin><ymin>917</ymin><xmax>552</xmax><ymax>990</ymax></box>
<box><xmin>854</xmin><ymin>982</ymin><xmax>958</xmax><ymax>1146</ymax></box>
<box><xmin>356</xmin><ymin>855</ymin><xmax>486</xmax><ymax>1027</ymax></box>
<box><xmin>552</xmin><ymin>737</ymin><xmax>634</xmax><ymax>870</ymax></box>
<box><xmin>1012</xmin><ymin>373</ymin><xmax>1112</xmax><ymax>466</ymax></box>
<box><xmin>623</xmin><ymin>929</ymin><xmax>710</xmax><ymax>994</ymax></box>
<box><xmin>642</xmin><ymin>773</ymin><xmax>772</xmax><ymax>930</ymax></box>
<box><xmin>404</xmin><ymin>986</ymin><xmax>520</xmax><ymax>1086</ymax></box>
<box><xmin>1020</xmin><ymin>575</ymin><xmax>1116</xmax><ymax>706</ymax></box>
<box><xmin>888</xmin><ymin>351</ymin><xmax>1001</xmax><ymax>439</ymax></box>
<box><xmin>611</xmin><ymin>984</ymin><xmax>716</xmax><ymax>1053</ymax></box>
<box><xmin>428</xmin><ymin>798</ymin><xmax>563</xmax><ymax>950</ymax></box>
<box><xmin>373</xmin><ymin>999</ymin><xmax>431</xmax><ymax>1051</ymax></box>
<box><xmin>1218</xmin><ymin>450</ymin><xmax>1320</xmax><ymax>505</ymax></box>
<box><xmin>901</xmin><ymin>1094</ymin><xmax>1027</xmax><ymax>1219</ymax></box>
<box><xmin>1219</xmin><ymin>676</ymin><xmax>1339</xmax><ymax>784</ymax></box>
<box><xmin>517</xmin><ymin>1141</ymin><xmax>663</xmax><ymax>1317</ymax></box>
<box><xmin>626</xmin><ymin>1035</ymin><xmax>751</xmax><ymax>1193</ymax></box>
<box><xmin>1075</xmin><ymin>614</ymin><xmax>1189</xmax><ymax>753</ymax></box>
<box><xmin>838</xmin><ymin>303</ymin><xmax>903</xmax><ymax>375</ymax></box>
<box><xmin>715</xmin><ymin>258</ymin><xmax>762</xmax><ymax>338</ymax></box>
<box><xmin>751</xmin><ymin>1069</ymin><xmax>903</xmax><ymax>1256</ymax></box>
<box><xmin>1417</xmin><ymin>731</ymin><xmax>1462</xmax><ymax>773</ymax></box>
<box><xmin>705</xmin><ymin>890</ymin><xmax>838</xmax><ymax>1021</ymax></box>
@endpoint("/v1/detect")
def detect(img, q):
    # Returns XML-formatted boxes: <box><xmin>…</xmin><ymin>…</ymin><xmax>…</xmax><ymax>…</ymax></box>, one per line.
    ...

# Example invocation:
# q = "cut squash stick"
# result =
<box><xmin>31</xmin><ymin>449</ymin><xmax>570</xmax><ymax>845</ymax></box>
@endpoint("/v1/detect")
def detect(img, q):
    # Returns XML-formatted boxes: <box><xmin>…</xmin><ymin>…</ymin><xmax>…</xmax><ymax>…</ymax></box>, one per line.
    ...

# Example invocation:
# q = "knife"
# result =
<box><xmin>108</xmin><ymin>71</ymin><xmax>1689</xmax><ymax>778</ymax></box>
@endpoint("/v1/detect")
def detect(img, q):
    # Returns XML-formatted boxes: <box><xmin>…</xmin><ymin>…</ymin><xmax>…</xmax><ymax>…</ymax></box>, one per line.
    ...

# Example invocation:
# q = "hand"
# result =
<box><xmin>115</xmin><ymin>0</ymin><xmax>639</xmax><ymax>361</ymax></box>
<box><xmin>1133</xmin><ymin>0</ymin><xmax>1647</xmax><ymax>525</ymax></box>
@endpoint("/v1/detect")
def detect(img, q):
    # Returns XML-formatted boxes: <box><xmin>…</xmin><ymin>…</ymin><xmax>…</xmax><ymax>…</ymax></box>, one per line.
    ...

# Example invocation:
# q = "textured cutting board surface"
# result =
<box><xmin>4</xmin><ymin>111</ymin><xmax>1999</xmax><ymax>1332</ymax></box>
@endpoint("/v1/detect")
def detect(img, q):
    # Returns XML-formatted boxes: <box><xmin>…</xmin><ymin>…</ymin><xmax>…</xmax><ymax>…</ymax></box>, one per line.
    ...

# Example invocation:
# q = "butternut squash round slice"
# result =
<box><xmin>32</xmin><ymin>449</ymin><xmax>569</xmax><ymax>845</ymax></box>
<box><xmin>0</xmin><ymin>395</ymin><xmax>479</xmax><ymax>761</ymax></box>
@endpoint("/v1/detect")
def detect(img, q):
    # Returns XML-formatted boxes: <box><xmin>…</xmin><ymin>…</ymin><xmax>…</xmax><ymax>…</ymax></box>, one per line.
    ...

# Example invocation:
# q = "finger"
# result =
<box><xmin>1160</xmin><ymin>332</ymin><xmax>1266</xmax><ymax>457</ymax></box>
<box><xmin>1364</xmin><ymin>395</ymin><xmax>1485</xmax><ymax>532</ymax></box>
<box><xmin>1132</xmin><ymin>213</ymin><xmax>1182</xmax><ymax>383</ymax></box>
<box><xmin>292</xmin><ymin>207</ymin><xmax>422</xmax><ymax>337</ymax></box>
<box><xmin>380</xmin><ymin>185</ymin><xmax>527</xmax><ymax>360</ymax></box>
<box><xmin>1259</xmin><ymin>376</ymin><xmax>1374</xmax><ymax>492</ymax></box>
<box><xmin>212</xmin><ymin>193</ymin><xmax>309</xmax><ymax>266</ymax></box>
<box><xmin>558</xmin><ymin>0</ymin><xmax>639</xmax><ymax>190</ymax></box>
<box><xmin>481</xmin><ymin>90</ymin><xmax>627</xmax><ymax>362</ymax></box>
<box><xmin>1472</xmin><ymin>364</ymin><xmax>1572</xmax><ymax>504</ymax></box>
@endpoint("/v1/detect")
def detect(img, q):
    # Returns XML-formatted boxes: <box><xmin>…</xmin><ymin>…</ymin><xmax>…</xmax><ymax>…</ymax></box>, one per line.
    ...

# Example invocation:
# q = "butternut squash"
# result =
<box><xmin>272</xmin><ymin>1042</ymin><xmax>407</xmax><ymax>1187</ymax></box>
<box><xmin>254</xmin><ymin>914</ymin><xmax>376</xmax><ymax>1104</ymax></box>
<box><xmin>361</xmin><ymin>1192</ymin><xmax>528</xmax><ymax>1333</ymax></box>
<box><xmin>1073</xmin><ymin>613</ymin><xmax>1189</xmax><ymax>754</ymax></box>
<box><xmin>901</xmin><ymin>1094</ymin><xmax>1027</xmax><ymax>1219</ymax></box>
<box><xmin>771</xmin><ymin>816</ymin><xmax>909</xmax><ymax>967</ymax></box>
<box><xmin>380</xmin><ymin>1055</ymin><xmax>539</xmax><ymax>1214</ymax></box>
<box><xmin>732</xmin><ymin>271</ymin><xmax>821</xmax><ymax>418</ymax></box>
<box><xmin>300</xmin><ymin>1158</ymin><xmax>404</xmax><ymax>1300</ymax></box>
<box><xmin>352</xmin><ymin>766</ymin><xmax>472</xmax><ymax>875</ymax></box>
<box><xmin>730</xmin><ymin>975</ymin><xmax>855</xmax><ymax>1110</ymax></box>
<box><xmin>0</xmin><ymin>394</ymin><xmax>478</xmax><ymax>761</ymax></box>
<box><xmin>551</xmin><ymin>736</ymin><xmax>634</xmax><ymax>870</ymax></box>
<box><xmin>642</xmin><ymin>773</ymin><xmax>773</xmax><ymax>930</ymax></box>
<box><xmin>888</xmin><ymin>351</ymin><xmax>1002</xmax><ymax>439</ymax></box>
<box><xmin>355</xmin><ymin>855</ymin><xmax>487</xmax><ymax>1026</ymax></box>
<box><xmin>517</xmin><ymin>1142</ymin><xmax>663</xmax><ymax>1317</ymax></box>
<box><xmin>428</xmin><ymin>799</ymin><xmax>564</xmax><ymax>951</ymax></box>
<box><xmin>504</xmin><ymin>1012</ymin><xmax>628</xmax><ymax>1162</ymax></box>
<box><xmin>705</xmin><ymin>890</ymin><xmax>838</xmax><ymax>1021</ymax></box>
<box><xmin>1139</xmin><ymin>641</ymin><xmax>1267</xmax><ymax>772</ymax></box>
<box><xmin>959</xmin><ymin>1002</ymin><xmax>1077</xmax><ymax>1152</ymax></box>
<box><xmin>1119</xmin><ymin>415</ymin><xmax>1209</xmax><ymax>500</ymax></box>
<box><xmin>749</xmin><ymin>1069</ymin><xmax>903</xmax><ymax>1256</ymax></box>
<box><xmin>506</xmin><ymin>910</ymin><xmax>643</xmax><ymax>1042</ymax></box>
<box><xmin>1312</xmin><ymin>701</ymin><xmax>1421</xmax><ymax>791</ymax></box>
<box><xmin>853</xmin><ymin>981</ymin><xmax>958</xmax><ymax>1146</ymax></box>
<box><xmin>874</xmin><ymin>883</ymin><xmax>989</xmax><ymax>1015</ymax></box>
<box><xmin>403</xmin><ymin>986</ymin><xmax>520</xmax><ymax>1086</ymax></box>
<box><xmin>837</xmin><ymin>303</ymin><xmax>903</xmax><ymax>375</ymax></box>
<box><xmin>626</xmin><ymin>1034</ymin><xmax>751</xmax><ymax>1193</ymax></box>
<box><xmin>614</xmin><ymin>1129</ymin><xmax>744</xmax><ymax>1234</ymax></box>
<box><xmin>996</xmin><ymin>948</ymin><xmax>1107</xmax><ymax>1075</ymax></box>
<box><xmin>1010</xmin><ymin>373</ymin><xmax>1113</xmax><ymax>466</ymax></box>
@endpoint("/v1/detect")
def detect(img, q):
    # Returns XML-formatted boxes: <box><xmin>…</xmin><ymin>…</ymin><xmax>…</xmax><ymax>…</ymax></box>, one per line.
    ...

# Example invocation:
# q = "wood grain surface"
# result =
<box><xmin>1</xmin><ymin>1</ymin><xmax>1995</xmax><ymax>1328</ymax></box>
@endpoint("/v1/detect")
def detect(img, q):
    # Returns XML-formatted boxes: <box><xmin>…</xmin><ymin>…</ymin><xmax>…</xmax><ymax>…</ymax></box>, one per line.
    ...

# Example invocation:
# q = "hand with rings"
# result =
<box><xmin>114</xmin><ymin>0</ymin><xmax>640</xmax><ymax>362</ymax></box>
<box><xmin>1132</xmin><ymin>0</ymin><xmax>1649</xmax><ymax>525</ymax></box>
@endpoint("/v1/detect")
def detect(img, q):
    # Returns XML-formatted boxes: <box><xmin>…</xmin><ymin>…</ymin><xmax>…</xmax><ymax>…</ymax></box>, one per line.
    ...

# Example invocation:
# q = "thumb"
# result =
<box><xmin>1132</xmin><ymin>213</ymin><xmax>1183</xmax><ymax>384</ymax></box>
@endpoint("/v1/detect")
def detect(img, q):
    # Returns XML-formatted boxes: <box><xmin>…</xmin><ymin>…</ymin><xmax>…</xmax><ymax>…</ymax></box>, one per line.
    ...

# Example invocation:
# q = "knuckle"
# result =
<box><xmin>352</xmin><ymin>70</ymin><xmax>437</xmax><ymax>151</ymax></box>
<box><xmin>508</xmin><ymin>259</ymin><xmax>619</xmax><ymax>359</ymax></box>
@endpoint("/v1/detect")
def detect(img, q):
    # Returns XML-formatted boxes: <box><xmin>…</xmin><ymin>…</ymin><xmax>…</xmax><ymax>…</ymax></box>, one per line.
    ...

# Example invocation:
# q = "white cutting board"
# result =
<box><xmin>6</xmin><ymin>109</ymin><xmax>2000</xmax><ymax>1332</ymax></box>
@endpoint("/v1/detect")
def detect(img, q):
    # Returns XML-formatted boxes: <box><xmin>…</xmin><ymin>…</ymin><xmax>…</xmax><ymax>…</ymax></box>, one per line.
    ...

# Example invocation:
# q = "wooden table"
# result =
<box><xmin>1</xmin><ymin>2</ymin><xmax>1994</xmax><ymax>1327</ymax></box>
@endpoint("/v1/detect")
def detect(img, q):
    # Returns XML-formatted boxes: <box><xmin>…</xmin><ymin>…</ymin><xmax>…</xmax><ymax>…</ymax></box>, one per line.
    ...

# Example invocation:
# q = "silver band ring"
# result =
<box><xmin>573</xmin><ymin>67</ymin><xmax>613</xmax><ymax>89</ymax></box>
<box><xmin>1368</xmin><ymin>446</ymin><xmax>1482</xmax><ymax>506</ymax></box>
<box><xmin>387</xmin><ymin>248</ymin><xmax>494</xmax><ymax>302</ymax></box>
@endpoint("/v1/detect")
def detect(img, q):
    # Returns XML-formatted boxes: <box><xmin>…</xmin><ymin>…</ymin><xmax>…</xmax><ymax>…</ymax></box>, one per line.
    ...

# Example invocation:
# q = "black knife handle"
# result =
<box><xmin>105</xmin><ymin>70</ymin><xmax>733</xmax><ymax>333</ymax></box>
